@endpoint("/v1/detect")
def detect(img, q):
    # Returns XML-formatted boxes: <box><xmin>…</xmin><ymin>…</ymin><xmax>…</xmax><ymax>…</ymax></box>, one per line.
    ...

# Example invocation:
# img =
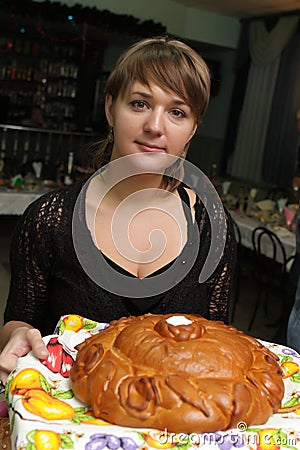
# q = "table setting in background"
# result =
<box><xmin>220</xmin><ymin>181</ymin><xmax>297</xmax><ymax>262</ymax></box>
<box><xmin>0</xmin><ymin>158</ymin><xmax>94</xmax><ymax>215</ymax></box>
<box><xmin>3</xmin><ymin>314</ymin><xmax>300</xmax><ymax>450</ymax></box>
<box><xmin>229</xmin><ymin>210</ymin><xmax>296</xmax><ymax>263</ymax></box>
<box><xmin>0</xmin><ymin>188</ymin><xmax>52</xmax><ymax>215</ymax></box>
<box><xmin>0</xmin><ymin>160</ymin><xmax>57</xmax><ymax>215</ymax></box>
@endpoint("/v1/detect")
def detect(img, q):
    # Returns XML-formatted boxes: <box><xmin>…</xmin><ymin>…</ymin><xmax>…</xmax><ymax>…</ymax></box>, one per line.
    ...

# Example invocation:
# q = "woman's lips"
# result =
<box><xmin>136</xmin><ymin>141</ymin><xmax>165</xmax><ymax>152</ymax></box>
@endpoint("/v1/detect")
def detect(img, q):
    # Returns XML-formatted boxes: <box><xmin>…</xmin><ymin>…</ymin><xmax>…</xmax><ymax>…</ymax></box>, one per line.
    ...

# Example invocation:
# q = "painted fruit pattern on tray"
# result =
<box><xmin>5</xmin><ymin>314</ymin><xmax>300</xmax><ymax>449</ymax></box>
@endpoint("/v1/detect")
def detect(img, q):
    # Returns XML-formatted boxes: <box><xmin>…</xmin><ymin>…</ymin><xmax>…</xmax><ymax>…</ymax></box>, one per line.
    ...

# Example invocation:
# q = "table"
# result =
<box><xmin>230</xmin><ymin>210</ymin><xmax>296</xmax><ymax>263</ymax></box>
<box><xmin>0</xmin><ymin>189</ymin><xmax>46</xmax><ymax>215</ymax></box>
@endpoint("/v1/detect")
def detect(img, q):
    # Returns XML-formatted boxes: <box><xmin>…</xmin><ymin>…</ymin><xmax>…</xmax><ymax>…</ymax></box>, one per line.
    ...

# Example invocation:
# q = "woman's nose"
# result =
<box><xmin>144</xmin><ymin>109</ymin><xmax>164</xmax><ymax>135</ymax></box>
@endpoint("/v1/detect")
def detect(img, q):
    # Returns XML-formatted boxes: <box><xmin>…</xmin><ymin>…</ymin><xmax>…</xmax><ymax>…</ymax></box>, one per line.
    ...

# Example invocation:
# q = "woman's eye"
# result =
<box><xmin>171</xmin><ymin>109</ymin><xmax>185</xmax><ymax>118</ymax></box>
<box><xmin>131</xmin><ymin>100</ymin><xmax>147</xmax><ymax>109</ymax></box>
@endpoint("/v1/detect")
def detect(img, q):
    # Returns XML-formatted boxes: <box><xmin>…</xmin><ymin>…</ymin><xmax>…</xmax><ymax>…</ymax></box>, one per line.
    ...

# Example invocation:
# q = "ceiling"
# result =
<box><xmin>173</xmin><ymin>0</ymin><xmax>300</xmax><ymax>18</ymax></box>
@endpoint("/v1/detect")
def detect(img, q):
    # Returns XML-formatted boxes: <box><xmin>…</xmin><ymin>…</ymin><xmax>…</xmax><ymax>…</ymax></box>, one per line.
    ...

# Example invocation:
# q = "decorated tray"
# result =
<box><xmin>5</xmin><ymin>315</ymin><xmax>300</xmax><ymax>449</ymax></box>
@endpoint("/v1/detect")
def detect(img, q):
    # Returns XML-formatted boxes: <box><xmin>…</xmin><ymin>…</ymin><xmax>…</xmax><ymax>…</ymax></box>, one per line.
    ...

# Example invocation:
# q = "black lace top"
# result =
<box><xmin>5</xmin><ymin>182</ymin><xmax>236</xmax><ymax>336</ymax></box>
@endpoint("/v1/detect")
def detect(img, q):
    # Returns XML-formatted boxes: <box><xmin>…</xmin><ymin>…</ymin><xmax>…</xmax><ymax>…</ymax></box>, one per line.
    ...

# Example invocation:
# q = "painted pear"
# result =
<box><xmin>22</xmin><ymin>389</ymin><xmax>76</xmax><ymax>420</ymax></box>
<box><xmin>34</xmin><ymin>430</ymin><xmax>61</xmax><ymax>450</ymax></box>
<box><xmin>10</xmin><ymin>368</ymin><xmax>48</xmax><ymax>395</ymax></box>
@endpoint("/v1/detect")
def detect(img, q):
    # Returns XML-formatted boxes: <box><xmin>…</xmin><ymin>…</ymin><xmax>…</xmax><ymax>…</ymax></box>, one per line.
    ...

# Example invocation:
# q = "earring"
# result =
<box><xmin>181</xmin><ymin>149</ymin><xmax>186</xmax><ymax>158</ymax></box>
<box><xmin>108</xmin><ymin>127</ymin><xmax>114</xmax><ymax>144</ymax></box>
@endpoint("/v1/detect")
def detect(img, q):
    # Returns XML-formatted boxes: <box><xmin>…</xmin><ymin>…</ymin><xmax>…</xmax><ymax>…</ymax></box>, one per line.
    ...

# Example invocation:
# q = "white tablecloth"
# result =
<box><xmin>230</xmin><ymin>210</ymin><xmax>296</xmax><ymax>263</ymax></box>
<box><xmin>0</xmin><ymin>190</ymin><xmax>46</xmax><ymax>215</ymax></box>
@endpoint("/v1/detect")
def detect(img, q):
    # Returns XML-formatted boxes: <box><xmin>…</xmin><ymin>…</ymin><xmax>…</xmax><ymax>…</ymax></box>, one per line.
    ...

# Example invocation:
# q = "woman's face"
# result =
<box><xmin>105</xmin><ymin>81</ymin><xmax>197</xmax><ymax>162</ymax></box>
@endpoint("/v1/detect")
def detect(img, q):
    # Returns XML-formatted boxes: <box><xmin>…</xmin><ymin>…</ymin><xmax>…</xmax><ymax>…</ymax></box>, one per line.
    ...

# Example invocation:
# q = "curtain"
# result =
<box><xmin>249</xmin><ymin>16</ymin><xmax>299</xmax><ymax>65</ymax></box>
<box><xmin>227</xmin><ymin>15</ymin><xmax>299</xmax><ymax>185</ymax></box>
<box><xmin>220</xmin><ymin>22</ymin><xmax>250</xmax><ymax>177</ymax></box>
<box><xmin>227</xmin><ymin>56</ymin><xmax>280</xmax><ymax>183</ymax></box>
<box><xmin>263</xmin><ymin>31</ymin><xmax>300</xmax><ymax>187</ymax></box>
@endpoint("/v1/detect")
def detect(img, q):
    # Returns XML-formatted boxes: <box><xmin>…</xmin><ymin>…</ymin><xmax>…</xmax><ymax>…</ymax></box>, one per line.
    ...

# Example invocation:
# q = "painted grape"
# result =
<box><xmin>85</xmin><ymin>433</ymin><xmax>138</xmax><ymax>450</ymax></box>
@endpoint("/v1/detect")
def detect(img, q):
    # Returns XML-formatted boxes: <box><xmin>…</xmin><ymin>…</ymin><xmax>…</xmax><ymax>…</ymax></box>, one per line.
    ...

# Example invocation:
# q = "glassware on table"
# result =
<box><xmin>284</xmin><ymin>205</ymin><xmax>296</xmax><ymax>229</ymax></box>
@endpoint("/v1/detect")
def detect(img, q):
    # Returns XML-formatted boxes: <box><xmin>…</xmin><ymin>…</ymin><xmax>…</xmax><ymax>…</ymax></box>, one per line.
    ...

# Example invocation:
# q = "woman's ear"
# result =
<box><xmin>105</xmin><ymin>94</ymin><xmax>114</xmax><ymax>126</ymax></box>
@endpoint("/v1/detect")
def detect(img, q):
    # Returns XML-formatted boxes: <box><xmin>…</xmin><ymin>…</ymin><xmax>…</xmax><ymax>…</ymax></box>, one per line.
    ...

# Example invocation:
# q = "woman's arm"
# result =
<box><xmin>205</xmin><ymin>209</ymin><xmax>237</xmax><ymax>323</ymax></box>
<box><xmin>4</xmin><ymin>193</ymin><xmax>57</xmax><ymax>329</ymax></box>
<box><xmin>0</xmin><ymin>191</ymin><xmax>62</xmax><ymax>378</ymax></box>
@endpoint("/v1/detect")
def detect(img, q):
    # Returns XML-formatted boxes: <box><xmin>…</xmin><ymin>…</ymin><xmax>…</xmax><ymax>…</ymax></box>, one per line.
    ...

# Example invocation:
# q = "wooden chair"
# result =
<box><xmin>248</xmin><ymin>226</ymin><xmax>288</xmax><ymax>331</ymax></box>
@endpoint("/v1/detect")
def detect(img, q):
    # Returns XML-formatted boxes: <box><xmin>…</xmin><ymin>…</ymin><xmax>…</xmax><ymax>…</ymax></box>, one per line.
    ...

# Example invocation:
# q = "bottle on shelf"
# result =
<box><xmin>0</xmin><ymin>32</ymin><xmax>80</xmax><ymax>130</ymax></box>
<box><xmin>65</xmin><ymin>152</ymin><xmax>74</xmax><ymax>185</ymax></box>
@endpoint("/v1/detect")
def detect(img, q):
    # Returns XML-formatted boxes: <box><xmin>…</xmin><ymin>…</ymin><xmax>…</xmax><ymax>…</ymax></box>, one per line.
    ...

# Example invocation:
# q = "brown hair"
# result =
<box><xmin>93</xmin><ymin>36</ymin><xmax>211</xmax><ymax>186</ymax></box>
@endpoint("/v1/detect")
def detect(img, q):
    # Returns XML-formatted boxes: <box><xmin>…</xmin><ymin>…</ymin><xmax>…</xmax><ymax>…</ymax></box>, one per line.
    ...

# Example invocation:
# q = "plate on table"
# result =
<box><xmin>6</xmin><ymin>315</ymin><xmax>300</xmax><ymax>449</ymax></box>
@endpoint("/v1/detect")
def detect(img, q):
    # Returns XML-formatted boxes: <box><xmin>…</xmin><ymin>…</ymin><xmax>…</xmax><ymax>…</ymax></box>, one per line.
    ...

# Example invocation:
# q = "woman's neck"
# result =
<box><xmin>99</xmin><ymin>163</ymin><xmax>167</xmax><ymax>204</ymax></box>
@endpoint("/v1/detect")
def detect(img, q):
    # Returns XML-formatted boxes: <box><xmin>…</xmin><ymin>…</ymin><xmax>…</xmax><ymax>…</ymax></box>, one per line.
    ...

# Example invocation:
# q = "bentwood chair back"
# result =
<box><xmin>248</xmin><ymin>226</ymin><xmax>287</xmax><ymax>331</ymax></box>
<box><xmin>252</xmin><ymin>226</ymin><xmax>287</xmax><ymax>264</ymax></box>
<box><xmin>232</xmin><ymin>219</ymin><xmax>242</xmax><ymax>247</ymax></box>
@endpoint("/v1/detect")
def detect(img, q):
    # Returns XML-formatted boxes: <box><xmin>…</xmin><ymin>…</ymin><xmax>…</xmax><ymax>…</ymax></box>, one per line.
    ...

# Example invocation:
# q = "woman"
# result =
<box><xmin>0</xmin><ymin>36</ymin><xmax>236</xmax><ymax>382</ymax></box>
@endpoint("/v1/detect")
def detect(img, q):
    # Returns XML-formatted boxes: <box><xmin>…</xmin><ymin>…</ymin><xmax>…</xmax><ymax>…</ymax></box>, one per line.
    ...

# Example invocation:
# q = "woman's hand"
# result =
<box><xmin>0</xmin><ymin>325</ymin><xmax>48</xmax><ymax>383</ymax></box>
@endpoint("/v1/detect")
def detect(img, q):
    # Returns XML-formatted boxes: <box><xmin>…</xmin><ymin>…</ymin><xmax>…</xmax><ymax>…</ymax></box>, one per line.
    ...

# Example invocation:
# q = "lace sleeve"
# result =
<box><xmin>4</xmin><ymin>189</ymin><xmax>67</xmax><ymax>329</ymax></box>
<box><xmin>206</xmin><ymin>209</ymin><xmax>236</xmax><ymax>324</ymax></box>
<box><xmin>194</xmin><ymin>199</ymin><xmax>237</xmax><ymax>324</ymax></box>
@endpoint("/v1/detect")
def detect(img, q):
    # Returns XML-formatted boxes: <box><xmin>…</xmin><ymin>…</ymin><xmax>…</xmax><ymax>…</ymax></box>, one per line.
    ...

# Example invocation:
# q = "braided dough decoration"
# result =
<box><xmin>70</xmin><ymin>314</ymin><xmax>284</xmax><ymax>433</ymax></box>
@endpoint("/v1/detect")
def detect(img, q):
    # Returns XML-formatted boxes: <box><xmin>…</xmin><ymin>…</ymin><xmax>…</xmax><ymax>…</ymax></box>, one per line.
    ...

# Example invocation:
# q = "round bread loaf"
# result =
<box><xmin>69</xmin><ymin>314</ymin><xmax>284</xmax><ymax>433</ymax></box>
